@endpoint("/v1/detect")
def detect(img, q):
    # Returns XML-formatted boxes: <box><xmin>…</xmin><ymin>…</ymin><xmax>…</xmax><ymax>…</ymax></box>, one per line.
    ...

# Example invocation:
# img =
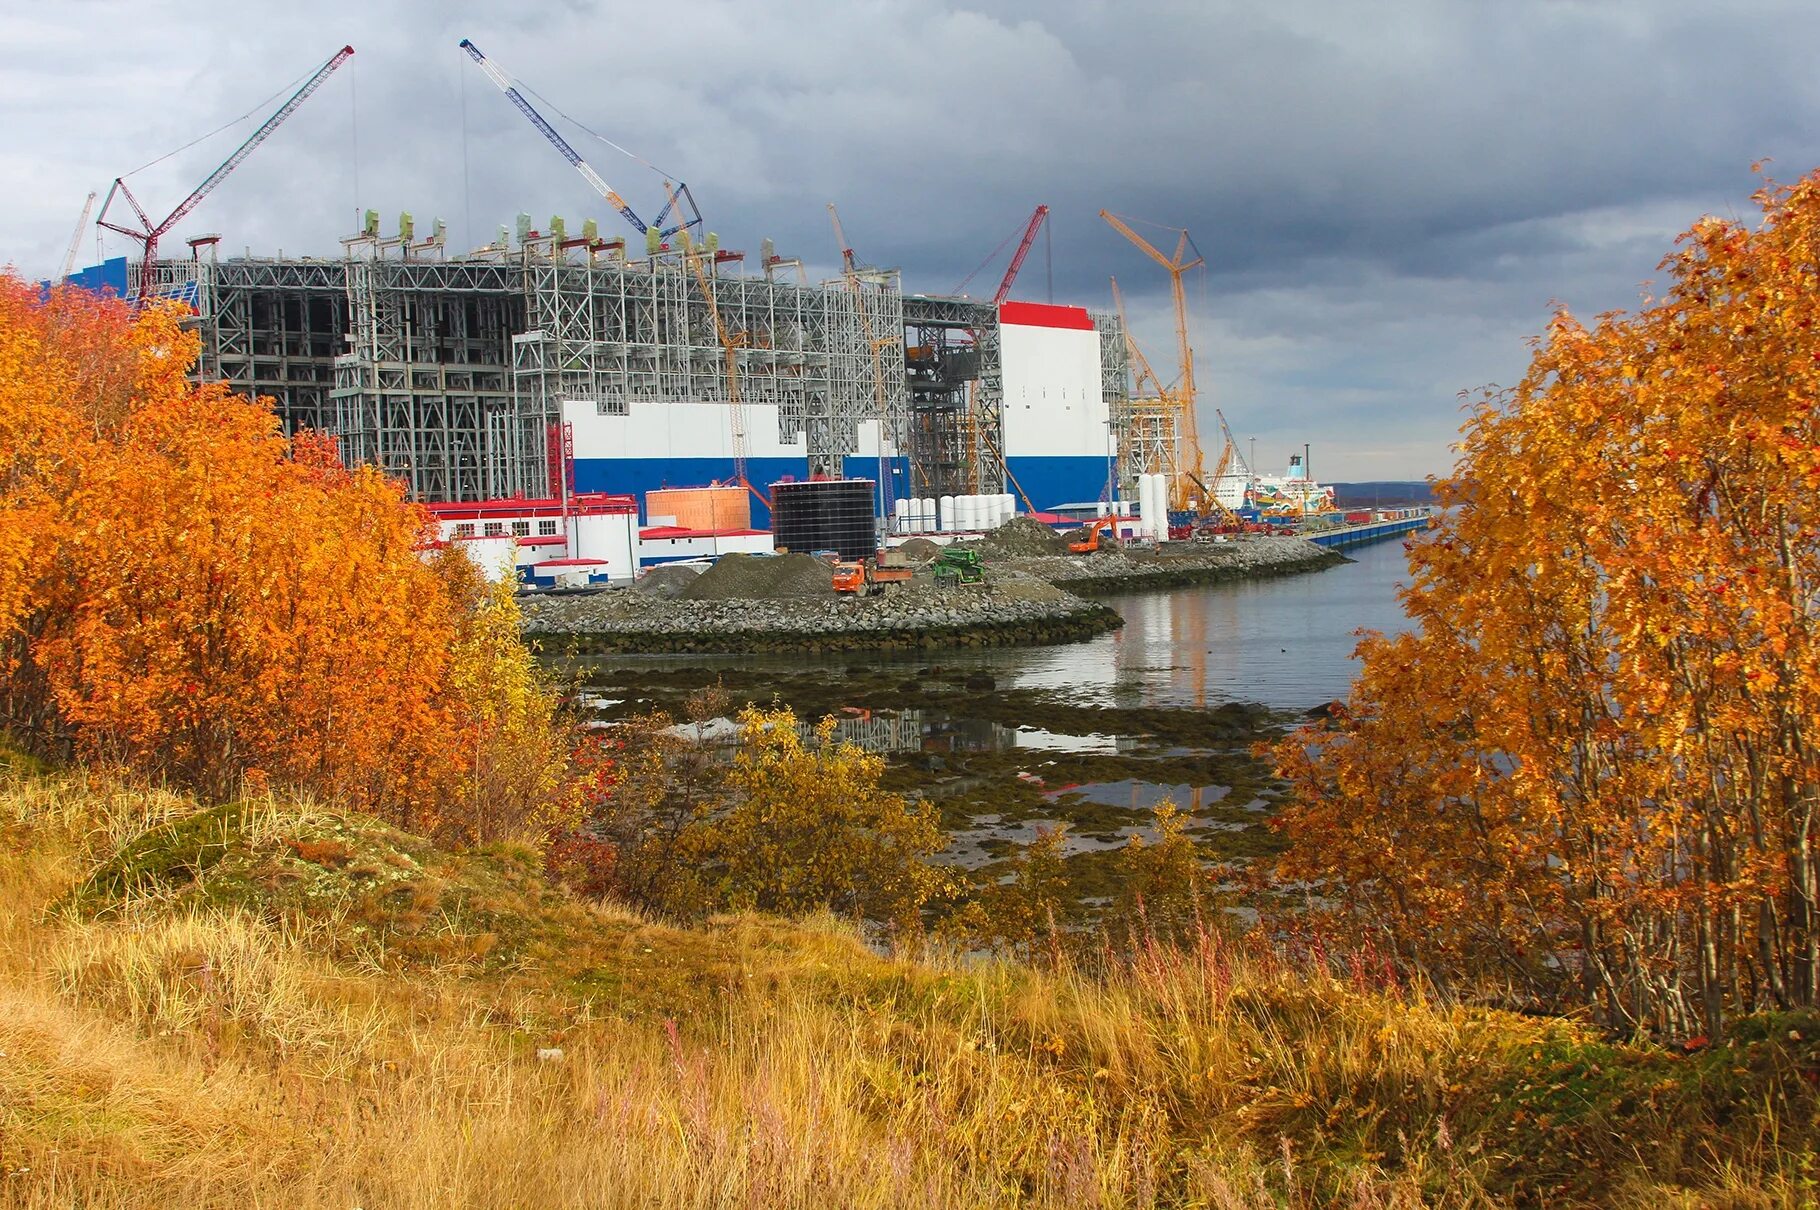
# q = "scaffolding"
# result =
<box><xmin>901</xmin><ymin>294</ymin><xmax>1002</xmax><ymax>499</ymax></box>
<box><xmin>137</xmin><ymin>239</ymin><xmax>896</xmax><ymax>501</ymax></box>
<box><xmin>135</xmin><ymin>238</ymin><xmax>1120</xmax><ymax>508</ymax></box>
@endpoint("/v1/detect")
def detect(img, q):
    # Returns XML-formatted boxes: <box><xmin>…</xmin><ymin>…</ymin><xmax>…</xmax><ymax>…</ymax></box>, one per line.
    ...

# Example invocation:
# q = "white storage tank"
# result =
<box><xmin>938</xmin><ymin>495</ymin><xmax>956</xmax><ymax>532</ymax></box>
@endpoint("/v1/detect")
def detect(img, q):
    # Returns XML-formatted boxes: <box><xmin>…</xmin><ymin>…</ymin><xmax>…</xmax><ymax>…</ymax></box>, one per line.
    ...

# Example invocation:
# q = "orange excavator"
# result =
<box><xmin>1068</xmin><ymin>515</ymin><xmax>1119</xmax><ymax>555</ymax></box>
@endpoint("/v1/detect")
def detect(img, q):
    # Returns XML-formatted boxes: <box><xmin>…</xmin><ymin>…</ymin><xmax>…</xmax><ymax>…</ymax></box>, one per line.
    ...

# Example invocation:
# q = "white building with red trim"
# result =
<box><xmin>424</xmin><ymin>493</ymin><xmax>639</xmax><ymax>586</ymax></box>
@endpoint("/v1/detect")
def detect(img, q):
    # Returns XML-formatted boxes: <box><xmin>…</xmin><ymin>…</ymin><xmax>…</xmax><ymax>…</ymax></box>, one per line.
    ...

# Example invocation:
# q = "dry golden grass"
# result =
<box><xmin>1</xmin><ymin>766</ymin><xmax>1814</xmax><ymax>1208</ymax></box>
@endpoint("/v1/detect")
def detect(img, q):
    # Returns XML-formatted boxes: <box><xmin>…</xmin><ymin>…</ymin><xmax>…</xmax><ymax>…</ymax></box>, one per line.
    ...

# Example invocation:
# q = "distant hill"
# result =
<box><xmin>1328</xmin><ymin>481</ymin><xmax>1435</xmax><ymax>507</ymax></box>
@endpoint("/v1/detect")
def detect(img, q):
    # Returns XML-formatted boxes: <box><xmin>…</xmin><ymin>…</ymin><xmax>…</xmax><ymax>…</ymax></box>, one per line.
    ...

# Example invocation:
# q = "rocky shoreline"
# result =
<box><xmin>998</xmin><ymin>535</ymin><xmax>1346</xmax><ymax>595</ymax></box>
<box><xmin>521</xmin><ymin>533</ymin><xmax>1343</xmax><ymax>654</ymax></box>
<box><xmin>522</xmin><ymin>573</ymin><xmax>1124</xmax><ymax>654</ymax></box>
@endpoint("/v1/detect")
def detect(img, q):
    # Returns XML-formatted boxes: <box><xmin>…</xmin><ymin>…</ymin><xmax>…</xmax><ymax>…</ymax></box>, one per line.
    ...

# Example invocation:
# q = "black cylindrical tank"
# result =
<box><xmin>770</xmin><ymin>479</ymin><xmax>876</xmax><ymax>561</ymax></box>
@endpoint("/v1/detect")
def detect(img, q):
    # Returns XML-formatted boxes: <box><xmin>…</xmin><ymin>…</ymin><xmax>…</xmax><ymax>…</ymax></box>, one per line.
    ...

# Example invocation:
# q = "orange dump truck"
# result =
<box><xmin>832</xmin><ymin>551</ymin><xmax>914</xmax><ymax>595</ymax></box>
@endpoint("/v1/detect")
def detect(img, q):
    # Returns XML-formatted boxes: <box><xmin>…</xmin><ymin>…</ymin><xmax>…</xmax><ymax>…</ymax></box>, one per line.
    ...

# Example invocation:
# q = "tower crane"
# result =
<box><xmin>826</xmin><ymin>203</ymin><xmax>902</xmax><ymax>505</ymax></box>
<box><xmin>459</xmin><ymin>38</ymin><xmax>700</xmax><ymax>239</ymax></box>
<box><xmin>826</xmin><ymin>203</ymin><xmax>857</xmax><ymax>274</ymax></box>
<box><xmin>97</xmin><ymin>45</ymin><xmax>354</xmax><ymax>303</ymax></box>
<box><xmin>678</xmin><ymin>230</ymin><xmax>768</xmax><ymax>518</ymax></box>
<box><xmin>59</xmin><ymin>192</ymin><xmax>97</xmax><ymax>283</ymax></box>
<box><xmin>992</xmin><ymin>205</ymin><xmax>1048</xmax><ymax>305</ymax></box>
<box><xmin>1100</xmin><ymin>211</ymin><xmax>1206</xmax><ymax>512</ymax></box>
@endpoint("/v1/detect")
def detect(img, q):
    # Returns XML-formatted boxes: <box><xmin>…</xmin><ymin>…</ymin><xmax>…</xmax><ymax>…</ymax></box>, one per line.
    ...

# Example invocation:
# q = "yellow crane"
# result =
<box><xmin>678</xmin><ymin>229</ymin><xmax>768</xmax><ymax>515</ymax></box>
<box><xmin>1100</xmin><ymin>211</ymin><xmax>1206</xmax><ymax>511</ymax></box>
<box><xmin>826</xmin><ymin>203</ymin><xmax>902</xmax><ymax>490</ymax></box>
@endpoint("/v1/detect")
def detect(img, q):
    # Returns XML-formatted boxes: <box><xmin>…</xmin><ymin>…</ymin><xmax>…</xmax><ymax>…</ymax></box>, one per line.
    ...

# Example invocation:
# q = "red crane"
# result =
<box><xmin>993</xmin><ymin>204</ymin><xmax>1049</xmax><ymax>304</ymax></box>
<box><xmin>97</xmin><ymin>45</ymin><xmax>355</xmax><ymax>303</ymax></box>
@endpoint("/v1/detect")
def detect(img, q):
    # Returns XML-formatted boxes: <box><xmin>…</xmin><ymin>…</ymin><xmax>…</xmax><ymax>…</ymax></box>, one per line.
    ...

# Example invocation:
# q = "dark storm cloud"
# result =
<box><xmin>6</xmin><ymin>0</ymin><xmax>1817</xmax><ymax>478</ymax></box>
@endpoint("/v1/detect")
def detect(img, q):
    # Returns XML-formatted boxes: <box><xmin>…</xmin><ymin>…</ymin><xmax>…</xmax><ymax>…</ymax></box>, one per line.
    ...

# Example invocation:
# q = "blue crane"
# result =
<box><xmin>458</xmin><ymin>39</ymin><xmax>700</xmax><ymax>239</ymax></box>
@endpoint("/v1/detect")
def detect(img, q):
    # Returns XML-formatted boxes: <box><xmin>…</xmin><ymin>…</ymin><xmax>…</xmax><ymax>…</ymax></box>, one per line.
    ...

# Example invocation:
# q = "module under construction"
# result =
<box><xmin>88</xmin><ymin>229</ymin><xmax>1136</xmax><ymax>514</ymax></box>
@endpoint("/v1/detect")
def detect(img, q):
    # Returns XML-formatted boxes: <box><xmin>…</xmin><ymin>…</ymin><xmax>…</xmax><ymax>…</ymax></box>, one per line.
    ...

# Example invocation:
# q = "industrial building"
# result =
<box><xmin>73</xmin><ymin>232</ymin><xmax>1131</xmax><ymax>526</ymax></box>
<box><xmin>52</xmin><ymin>39</ymin><xmax>1222</xmax><ymax>557</ymax></box>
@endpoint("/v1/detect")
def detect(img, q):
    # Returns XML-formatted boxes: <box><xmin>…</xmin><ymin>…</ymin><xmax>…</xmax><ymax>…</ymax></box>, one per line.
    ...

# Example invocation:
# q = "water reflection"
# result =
<box><xmin>991</xmin><ymin>535</ymin><xmax>1418</xmax><ymax>710</ymax></box>
<box><xmin>563</xmin><ymin>535</ymin><xmax>1417</xmax><ymax>715</ymax></box>
<box><xmin>661</xmin><ymin>707</ymin><xmax>1133</xmax><ymax>757</ymax></box>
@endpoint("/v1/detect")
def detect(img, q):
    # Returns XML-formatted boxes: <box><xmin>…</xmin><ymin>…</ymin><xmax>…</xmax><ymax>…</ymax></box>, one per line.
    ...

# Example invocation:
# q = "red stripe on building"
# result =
<box><xmin>998</xmin><ymin>300</ymin><xmax>1095</xmax><ymax>331</ymax></box>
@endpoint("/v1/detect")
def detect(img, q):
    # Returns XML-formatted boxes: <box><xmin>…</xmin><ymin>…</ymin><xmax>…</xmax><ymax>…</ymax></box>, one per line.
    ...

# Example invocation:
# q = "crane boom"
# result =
<box><xmin>827</xmin><ymin>203</ymin><xmax>856</xmax><ymax>273</ymax></box>
<box><xmin>680</xmin><ymin>232</ymin><xmax>748</xmax><ymax>480</ymax></box>
<box><xmin>60</xmin><ymin>192</ymin><xmax>96</xmax><ymax>282</ymax></box>
<box><xmin>168</xmin><ymin>45</ymin><xmax>355</xmax><ymax>235</ymax></box>
<box><xmin>97</xmin><ymin>44</ymin><xmax>354</xmax><ymax>302</ymax></box>
<box><xmin>1100</xmin><ymin>210</ymin><xmax>1208</xmax><ymax>511</ymax></box>
<box><xmin>992</xmin><ymin>204</ymin><xmax>1049</xmax><ymax>305</ymax></box>
<box><xmin>458</xmin><ymin>38</ymin><xmax>646</xmax><ymax>234</ymax></box>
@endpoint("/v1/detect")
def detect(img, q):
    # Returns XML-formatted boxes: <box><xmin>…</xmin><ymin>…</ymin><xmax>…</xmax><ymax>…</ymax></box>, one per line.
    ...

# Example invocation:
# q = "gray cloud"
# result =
<box><xmin>6</xmin><ymin>0</ymin><xmax>1816</xmax><ymax>478</ymax></box>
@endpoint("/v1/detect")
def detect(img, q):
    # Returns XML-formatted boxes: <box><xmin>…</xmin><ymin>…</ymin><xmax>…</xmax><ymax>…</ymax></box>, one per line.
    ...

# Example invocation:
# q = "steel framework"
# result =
<box><xmin>136</xmin><ymin>240</ymin><xmax>908</xmax><ymax>501</ymax></box>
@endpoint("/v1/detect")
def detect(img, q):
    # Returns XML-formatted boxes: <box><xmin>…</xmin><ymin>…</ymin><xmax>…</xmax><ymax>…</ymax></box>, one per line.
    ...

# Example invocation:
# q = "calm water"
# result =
<box><xmin>924</xmin><ymin>533</ymin><xmax>1418</xmax><ymax>712</ymax></box>
<box><xmin>587</xmin><ymin>536</ymin><xmax>1419</xmax><ymax>714</ymax></box>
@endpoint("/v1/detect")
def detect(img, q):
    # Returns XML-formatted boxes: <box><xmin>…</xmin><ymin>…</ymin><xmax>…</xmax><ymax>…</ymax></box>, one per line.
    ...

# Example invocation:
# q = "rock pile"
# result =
<box><xmin>682</xmin><ymin>552</ymin><xmax>837</xmax><ymax>601</ymax></box>
<box><xmin>980</xmin><ymin>516</ymin><xmax>1069</xmax><ymax>557</ymax></box>
<box><xmin>633</xmin><ymin>563</ymin><xmax>706</xmax><ymax>598</ymax></box>
<box><xmin>521</xmin><ymin>568</ymin><xmax>1119</xmax><ymax>654</ymax></box>
<box><xmin>1001</xmin><ymin>534</ymin><xmax>1342</xmax><ymax>594</ymax></box>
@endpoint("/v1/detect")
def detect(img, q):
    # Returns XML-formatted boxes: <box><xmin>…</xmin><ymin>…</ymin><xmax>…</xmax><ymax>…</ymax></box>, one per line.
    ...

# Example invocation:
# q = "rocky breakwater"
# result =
<box><xmin>975</xmin><ymin>519</ymin><xmax>1346</xmax><ymax>595</ymax></box>
<box><xmin>520</xmin><ymin>552</ymin><xmax>1122</xmax><ymax>654</ymax></box>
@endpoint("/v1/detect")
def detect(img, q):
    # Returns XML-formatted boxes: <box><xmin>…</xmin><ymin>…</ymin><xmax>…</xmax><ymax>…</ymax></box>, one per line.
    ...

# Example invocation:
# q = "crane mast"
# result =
<box><xmin>1100</xmin><ymin>210</ymin><xmax>1207</xmax><ymax>511</ymax></box>
<box><xmin>679</xmin><ymin>232</ymin><xmax>750</xmax><ymax>486</ymax></box>
<box><xmin>993</xmin><ymin>204</ymin><xmax>1049</xmax><ymax>305</ymax></box>
<box><xmin>459</xmin><ymin>38</ymin><xmax>699</xmax><ymax>239</ymax></box>
<box><xmin>97</xmin><ymin>45</ymin><xmax>354</xmax><ymax>303</ymax></box>
<box><xmin>60</xmin><ymin>192</ymin><xmax>97</xmax><ymax>283</ymax></box>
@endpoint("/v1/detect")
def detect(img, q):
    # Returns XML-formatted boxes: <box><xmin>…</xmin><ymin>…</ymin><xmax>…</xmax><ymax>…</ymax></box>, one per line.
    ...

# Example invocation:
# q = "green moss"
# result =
<box><xmin>68</xmin><ymin>800</ymin><xmax>253</xmax><ymax>910</ymax></box>
<box><xmin>62</xmin><ymin>802</ymin><xmax>589</xmax><ymax>972</ymax></box>
<box><xmin>0</xmin><ymin>734</ymin><xmax>51</xmax><ymax>778</ymax></box>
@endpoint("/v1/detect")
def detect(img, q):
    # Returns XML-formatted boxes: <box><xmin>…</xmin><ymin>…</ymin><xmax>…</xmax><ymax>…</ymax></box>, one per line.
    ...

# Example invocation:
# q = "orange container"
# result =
<box><xmin>645</xmin><ymin>486</ymin><xmax>751</xmax><ymax>532</ymax></box>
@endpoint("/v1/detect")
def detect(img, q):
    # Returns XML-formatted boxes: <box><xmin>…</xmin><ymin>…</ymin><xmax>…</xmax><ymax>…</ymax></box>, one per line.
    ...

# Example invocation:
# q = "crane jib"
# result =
<box><xmin>458</xmin><ymin>36</ymin><xmax>692</xmax><ymax>240</ymax></box>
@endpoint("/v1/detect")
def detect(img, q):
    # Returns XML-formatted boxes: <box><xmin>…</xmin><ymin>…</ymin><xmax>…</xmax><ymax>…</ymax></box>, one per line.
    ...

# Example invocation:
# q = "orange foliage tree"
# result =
<box><xmin>0</xmin><ymin>274</ymin><xmax>575</xmax><ymax>838</ymax></box>
<box><xmin>1272</xmin><ymin>174</ymin><xmax>1820</xmax><ymax>1041</ymax></box>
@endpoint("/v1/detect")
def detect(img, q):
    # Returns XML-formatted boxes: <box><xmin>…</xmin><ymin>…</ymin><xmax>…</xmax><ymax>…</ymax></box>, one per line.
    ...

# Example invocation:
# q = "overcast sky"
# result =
<box><xmin>7</xmin><ymin>0</ymin><xmax>1818</xmax><ymax>481</ymax></box>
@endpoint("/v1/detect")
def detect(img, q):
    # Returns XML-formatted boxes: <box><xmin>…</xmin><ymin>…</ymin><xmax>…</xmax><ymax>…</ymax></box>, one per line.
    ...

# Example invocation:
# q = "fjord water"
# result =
<box><xmin>987</xmin><ymin>532</ymin><xmax>1419</xmax><ymax>712</ymax></box>
<box><xmin>587</xmin><ymin>535</ymin><xmax>1419</xmax><ymax>715</ymax></box>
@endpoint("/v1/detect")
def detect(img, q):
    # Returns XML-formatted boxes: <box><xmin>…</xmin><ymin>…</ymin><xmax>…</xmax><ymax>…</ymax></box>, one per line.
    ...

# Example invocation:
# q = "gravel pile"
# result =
<box><xmin>682</xmin><ymin>552</ymin><xmax>837</xmax><ymax>601</ymax></box>
<box><xmin>1002</xmin><ymin>534</ymin><xmax>1340</xmax><ymax>592</ymax></box>
<box><xmin>981</xmin><ymin>516</ymin><xmax>1069</xmax><ymax>557</ymax></box>
<box><xmin>896</xmin><ymin>537</ymin><xmax>941</xmax><ymax>563</ymax></box>
<box><xmin>633</xmin><ymin>564</ymin><xmax>706</xmax><ymax>598</ymax></box>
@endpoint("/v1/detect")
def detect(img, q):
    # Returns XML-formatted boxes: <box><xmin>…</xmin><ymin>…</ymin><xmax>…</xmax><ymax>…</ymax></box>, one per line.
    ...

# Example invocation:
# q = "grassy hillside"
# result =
<box><xmin>2</xmin><ymin>763</ymin><xmax>1816</xmax><ymax>1208</ymax></box>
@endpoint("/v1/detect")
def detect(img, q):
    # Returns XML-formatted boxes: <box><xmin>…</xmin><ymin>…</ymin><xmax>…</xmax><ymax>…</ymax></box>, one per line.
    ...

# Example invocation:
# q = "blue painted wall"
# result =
<box><xmin>1004</xmin><ymin>454</ymin><xmax>1116</xmax><ymax>512</ymax></box>
<box><xmin>41</xmin><ymin>257</ymin><xmax>128</xmax><ymax>299</ymax></box>
<box><xmin>571</xmin><ymin>456</ymin><xmax>812</xmax><ymax>526</ymax></box>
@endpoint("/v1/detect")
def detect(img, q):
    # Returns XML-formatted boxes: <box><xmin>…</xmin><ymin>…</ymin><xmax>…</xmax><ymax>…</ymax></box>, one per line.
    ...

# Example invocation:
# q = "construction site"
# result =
<box><xmin>56</xmin><ymin>39</ymin><xmax>1364</xmax><ymax>588</ymax></box>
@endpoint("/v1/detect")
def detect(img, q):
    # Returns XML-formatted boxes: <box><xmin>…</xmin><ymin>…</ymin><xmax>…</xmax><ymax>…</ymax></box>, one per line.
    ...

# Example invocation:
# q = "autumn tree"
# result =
<box><xmin>1272</xmin><ymin>173</ymin><xmax>1820</xmax><ymax>1040</ymax></box>
<box><xmin>569</xmin><ymin>700</ymin><xmax>952</xmax><ymax>929</ymax></box>
<box><xmin>0</xmin><ymin>274</ymin><xmax>579</xmax><ymax>838</ymax></box>
<box><xmin>441</xmin><ymin>565</ymin><xmax>580</xmax><ymax>844</ymax></box>
<box><xmin>946</xmin><ymin>824</ymin><xmax>1074</xmax><ymax>959</ymax></box>
<box><xmin>1106</xmin><ymin>803</ymin><xmax>1212</xmax><ymax>948</ymax></box>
